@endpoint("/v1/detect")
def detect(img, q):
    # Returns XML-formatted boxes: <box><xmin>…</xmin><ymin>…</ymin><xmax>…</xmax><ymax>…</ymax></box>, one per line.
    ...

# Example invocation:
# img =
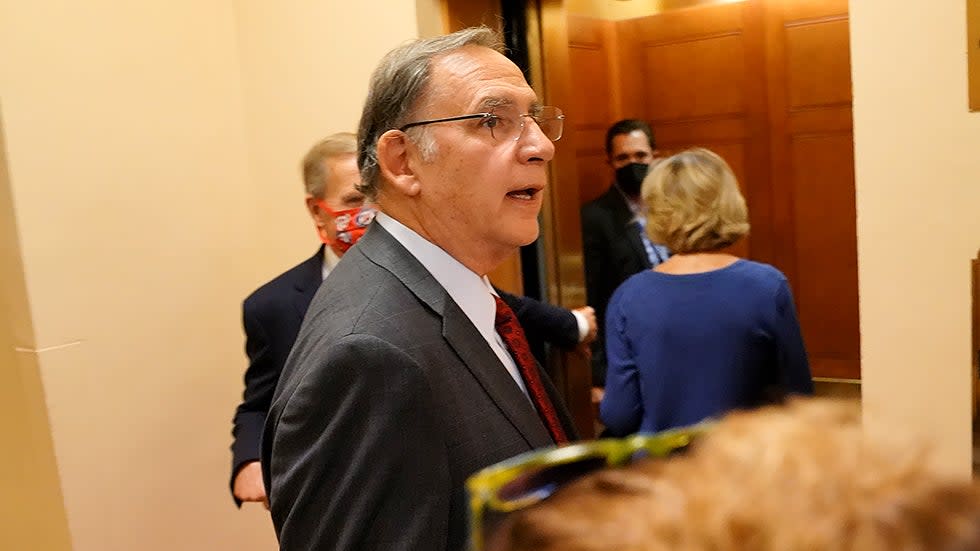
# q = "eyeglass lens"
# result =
<box><xmin>497</xmin><ymin>456</ymin><xmax>605</xmax><ymax>503</ymax></box>
<box><xmin>488</xmin><ymin>106</ymin><xmax>563</xmax><ymax>142</ymax></box>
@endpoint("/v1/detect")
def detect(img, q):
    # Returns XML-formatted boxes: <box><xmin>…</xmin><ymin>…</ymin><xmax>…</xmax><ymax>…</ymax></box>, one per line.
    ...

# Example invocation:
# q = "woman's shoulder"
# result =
<box><xmin>731</xmin><ymin>259</ymin><xmax>787</xmax><ymax>280</ymax></box>
<box><xmin>613</xmin><ymin>269</ymin><xmax>652</xmax><ymax>295</ymax></box>
<box><xmin>608</xmin><ymin>269</ymin><xmax>664</xmax><ymax>304</ymax></box>
<box><xmin>726</xmin><ymin>260</ymin><xmax>792</xmax><ymax>297</ymax></box>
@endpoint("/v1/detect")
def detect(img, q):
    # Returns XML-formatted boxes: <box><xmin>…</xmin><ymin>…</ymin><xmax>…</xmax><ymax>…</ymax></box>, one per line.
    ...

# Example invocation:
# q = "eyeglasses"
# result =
<box><xmin>465</xmin><ymin>423</ymin><xmax>711</xmax><ymax>551</ymax></box>
<box><xmin>398</xmin><ymin>105</ymin><xmax>565</xmax><ymax>142</ymax></box>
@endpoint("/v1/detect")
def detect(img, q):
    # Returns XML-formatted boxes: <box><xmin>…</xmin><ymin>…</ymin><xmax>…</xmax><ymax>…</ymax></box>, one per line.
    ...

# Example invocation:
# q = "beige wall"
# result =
<box><xmin>0</xmin><ymin>111</ymin><xmax>73</xmax><ymax>551</ymax></box>
<box><xmin>416</xmin><ymin>0</ymin><xmax>447</xmax><ymax>37</ymax></box>
<box><xmin>0</xmin><ymin>1</ymin><xmax>423</xmax><ymax>549</ymax></box>
<box><xmin>235</xmin><ymin>1</ymin><xmax>420</xmax><ymax>272</ymax></box>
<box><xmin>851</xmin><ymin>1</ymin><xmax>980</xmax><ymax>476</ymax></box>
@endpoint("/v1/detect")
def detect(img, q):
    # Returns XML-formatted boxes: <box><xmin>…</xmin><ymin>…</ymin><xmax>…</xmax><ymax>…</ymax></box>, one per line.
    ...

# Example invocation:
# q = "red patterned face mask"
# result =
<box><xmin>316</xmin><ymin>202</ymin><xmax>377</xmax><ymax>255</ymax></box>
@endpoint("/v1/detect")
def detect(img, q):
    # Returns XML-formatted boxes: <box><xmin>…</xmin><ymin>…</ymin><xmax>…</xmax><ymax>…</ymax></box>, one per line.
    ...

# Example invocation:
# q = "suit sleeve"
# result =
<box><xmin>266</xmin><ymin>334</ymin><xmax>449</xmax><ymax>551</ymax></box>
<box><xmin>772</xmin><ymin>280</ymin><xmax>814</xmax><ymax>396</ymax></box>
<box><xmin>599</xmin><ymin>290</ymin><xmax>643</xmax><ymax>436</ymax></box>
<box><xmin>581</xmin><ymin>204</ymin><xmax>610</xmax><ymax>385</ymax></box>
<box><xmin>498</xmin><ymin>290</ymin><xmax>580</xmax><ymax>349</ymax></box>
<box><xmin>229</xmin><ymin>300</ymin><xmax>288</xmax><ymax>503</ymax></box>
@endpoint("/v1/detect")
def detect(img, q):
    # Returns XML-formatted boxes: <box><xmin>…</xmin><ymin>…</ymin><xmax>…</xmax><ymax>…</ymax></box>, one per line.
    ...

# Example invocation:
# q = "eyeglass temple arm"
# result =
<box><xmin>399</xmin><ymin>113</ymin><xmax>491</xmax><ymax>132</ymax></box>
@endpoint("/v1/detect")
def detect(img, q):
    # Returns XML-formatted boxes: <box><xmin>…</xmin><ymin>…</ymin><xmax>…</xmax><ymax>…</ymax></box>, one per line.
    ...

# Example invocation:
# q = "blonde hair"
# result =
<box><xmin>641</xmin><ymin>148</ymin><xmax>749</xmax><ymax>253</ymax></box>
<box><xmin>301</xmin><ymin>132</ymin><xmax>357</xmax><ymax>198</ymax></box>
<box><xmin>504</xmin><ymin>398</ymin><xmax>980</xmax><ymax>551</ymax></box>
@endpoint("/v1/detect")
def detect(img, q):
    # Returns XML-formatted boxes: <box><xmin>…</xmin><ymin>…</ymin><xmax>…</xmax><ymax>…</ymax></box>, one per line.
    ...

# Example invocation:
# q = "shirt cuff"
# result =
<box><xmin>572</xmin><ymin>309</ymin><xmax>589</xmax><ymax>342</ymax></box>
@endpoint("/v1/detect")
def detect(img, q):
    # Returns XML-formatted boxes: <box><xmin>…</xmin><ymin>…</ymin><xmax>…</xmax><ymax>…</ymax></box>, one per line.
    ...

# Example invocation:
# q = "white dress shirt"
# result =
<box><xmin>375</xmin><ymin>213</ymin><xmax>528</xmax><ymax>396</ymax></box>
<box><xmin>321</xmin><ymin>246</ymin><xmax>341</xmax><ymax>281</ymax></box>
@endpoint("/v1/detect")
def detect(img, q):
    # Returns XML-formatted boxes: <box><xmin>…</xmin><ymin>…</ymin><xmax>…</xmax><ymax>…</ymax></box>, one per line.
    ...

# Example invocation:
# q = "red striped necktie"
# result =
<box><xmin>492</xmin><ymin>295</ymin><xmax>568</xmax><ymax>445</ymax></box>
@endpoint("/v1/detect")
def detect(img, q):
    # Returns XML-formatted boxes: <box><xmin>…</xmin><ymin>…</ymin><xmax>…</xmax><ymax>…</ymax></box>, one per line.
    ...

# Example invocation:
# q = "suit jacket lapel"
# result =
<box><xmin>292</xmin><ymin>245</ymin><xmax>325</xmax><ymax>321</ymax></box>
<box><xmin>624</xmin><ymin>221</ymin><xmax>652</xmax><ymax>270</ymax></box>
<box><xmin>610</xmin><ymin>191</ymin><xmax>653</xmax><ymax>270</ymax></box>
<box><xmin>357</xmin><ymin>223</ymin><xmax>552</xmax><ymax>447</ymax></box>
<box><xmin>440</xmin><ymin>306</ymin><xmax>552</xmax><ymax>446</ymax></box>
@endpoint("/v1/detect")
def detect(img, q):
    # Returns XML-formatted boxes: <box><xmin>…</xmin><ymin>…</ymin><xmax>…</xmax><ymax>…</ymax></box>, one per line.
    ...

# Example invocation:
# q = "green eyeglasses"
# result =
<box><xmin>465</xmin><ymin>423</ymin><xmax>712</xmax><ymax>551</ymax></box>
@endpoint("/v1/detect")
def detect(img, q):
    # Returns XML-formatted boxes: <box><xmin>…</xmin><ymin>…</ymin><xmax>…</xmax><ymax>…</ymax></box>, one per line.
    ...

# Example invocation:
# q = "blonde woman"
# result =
<box><xmin>599</xmin><ymin>148</ymin><xmax>813</xmax><ymax>436</ymax></box>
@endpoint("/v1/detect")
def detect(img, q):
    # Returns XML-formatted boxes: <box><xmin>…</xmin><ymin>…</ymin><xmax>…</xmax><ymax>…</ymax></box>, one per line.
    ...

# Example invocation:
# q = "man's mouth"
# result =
<box><xmin>506</xmin><ymin>187</ymin><xmax>541</xmax><ymax>200</ymax></box>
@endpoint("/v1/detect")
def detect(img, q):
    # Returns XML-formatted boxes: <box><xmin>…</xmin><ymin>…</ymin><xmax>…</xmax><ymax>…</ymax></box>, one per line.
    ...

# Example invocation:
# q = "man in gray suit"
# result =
<box><xmin>261</xmin><ymin>27</ymin><xmax>577</xmax><ymax>550</ymax></box>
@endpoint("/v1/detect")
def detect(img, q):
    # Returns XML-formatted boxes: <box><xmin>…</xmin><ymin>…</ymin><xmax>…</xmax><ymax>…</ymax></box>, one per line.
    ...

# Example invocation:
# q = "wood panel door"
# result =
<box><xmin>765</xmin><ymin>0</ymin><xmax>859</xmax><ymax>379</ymax></box>
<box><xmin>567</xmin><ymin>14</ymin><xmax>620</xmax><ymax>205</ymax></box>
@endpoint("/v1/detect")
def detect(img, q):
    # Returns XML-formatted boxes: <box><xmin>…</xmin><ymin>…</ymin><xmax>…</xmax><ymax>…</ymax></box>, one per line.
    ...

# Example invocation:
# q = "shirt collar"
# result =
<box><xmin>321</xmin><ymin>246</ymin><xmax>341</xmax><ymax>280</ymax></box>
<box><xmin>614</xmin><ymin>183</ymin><xmax>646</xmax><ymax>220</ymax></box>
<box><xmin>375</xmin><ymin>212</ymin><xmax>498</xmax><ymax>338</ymax></box>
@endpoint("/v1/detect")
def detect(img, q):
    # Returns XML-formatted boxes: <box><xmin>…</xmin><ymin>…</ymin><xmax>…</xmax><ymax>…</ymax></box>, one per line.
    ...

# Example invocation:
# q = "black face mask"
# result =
<box><xmin>614</xmin><ymin>162</ymin><xmax>649</xmax><ymax>197</ymax></box>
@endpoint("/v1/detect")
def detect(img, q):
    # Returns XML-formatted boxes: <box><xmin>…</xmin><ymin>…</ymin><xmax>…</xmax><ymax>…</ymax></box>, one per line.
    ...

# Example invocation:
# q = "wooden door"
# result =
<box><xmin>764</xmin><ymin>0</ymin><xmax>859</xmax><ymax>379</ymax></box>
<box><xmin>566</xmin><ymin>14</ymin><xmax>621</xmax><ymax>205</ymax></box>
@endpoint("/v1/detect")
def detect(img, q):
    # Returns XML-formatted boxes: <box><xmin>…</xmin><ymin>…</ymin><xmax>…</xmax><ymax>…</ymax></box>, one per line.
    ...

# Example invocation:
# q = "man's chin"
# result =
<box><xmin>489</xmin><ymin>226</ymin><xmax>540</xmax><ymax>253</ymax></box>
<box><xmin>514</xmin><ymin>223</ymin><xmax>541</xmax><ymax>247</ymax></box>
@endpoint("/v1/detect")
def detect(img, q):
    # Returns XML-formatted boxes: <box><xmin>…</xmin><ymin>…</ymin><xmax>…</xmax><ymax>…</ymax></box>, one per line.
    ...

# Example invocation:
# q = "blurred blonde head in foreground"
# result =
<box><xmin>504</xmin><ymin>398</ymin><xmax>980</xmax><ymax>551</ymax></box>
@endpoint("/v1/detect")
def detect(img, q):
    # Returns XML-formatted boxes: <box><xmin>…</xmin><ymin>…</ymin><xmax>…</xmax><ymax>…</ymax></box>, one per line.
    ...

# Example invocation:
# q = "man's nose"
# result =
<box><xmin>518</xmin><ymin>119</ymin><xmax>555</xmax><ymax>162</ymax></box>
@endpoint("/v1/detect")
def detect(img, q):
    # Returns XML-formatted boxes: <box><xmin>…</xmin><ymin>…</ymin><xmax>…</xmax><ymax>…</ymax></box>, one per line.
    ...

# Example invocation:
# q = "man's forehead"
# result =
<box><xmin>430</xmin><ymin>46</ymin><xmax>535</xmax><ymax>100</ymax></box>
<box><xmin>612</xmin><ymin>132</ymin><xmax>653</xmax><ymax>153</ymax></box>
<box><xmin>435</xmin><ymin>44</ymin><xmax>511</xmax><ymax>72</ymax></box>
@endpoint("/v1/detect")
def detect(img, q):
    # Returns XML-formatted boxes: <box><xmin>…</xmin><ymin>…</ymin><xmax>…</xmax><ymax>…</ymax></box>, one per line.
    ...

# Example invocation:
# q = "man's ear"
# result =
<box><xmin>305</xmin><ymin>196</ymin><xmax>323</xmax><ymax>224</ymax></box>
<box><xmin>306</xmin><ymin>195</ymin><xmax>328</xmax><ymax>229</ymax></box>
<box><xmin>305</xmin><ymin>195</ymin><xmax>332</xmax><ymax>243</ymax></box>
<box><xmin>376</xmin><ymin>129</ymin><xmax>421</xmax><ymax>197</ymax></box>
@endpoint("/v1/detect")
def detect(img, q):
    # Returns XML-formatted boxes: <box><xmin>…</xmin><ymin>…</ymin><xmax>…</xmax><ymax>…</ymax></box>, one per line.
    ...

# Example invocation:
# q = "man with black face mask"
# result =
<box><xmin>581</xmin><ymin>119</ymin><xmax>669</xmax><ymax>392</ymax></box>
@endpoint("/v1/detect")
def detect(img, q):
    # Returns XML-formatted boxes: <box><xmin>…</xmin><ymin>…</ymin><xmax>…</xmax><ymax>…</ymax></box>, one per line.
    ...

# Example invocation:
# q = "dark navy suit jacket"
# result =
<box><xmin>229</xmin><ymin>245</ymin><xmax>580</xmax><ymax>502</ymax></box>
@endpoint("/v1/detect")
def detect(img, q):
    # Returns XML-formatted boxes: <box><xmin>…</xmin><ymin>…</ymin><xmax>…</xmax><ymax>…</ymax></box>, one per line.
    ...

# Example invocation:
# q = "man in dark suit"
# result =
<box><xmin>581</xmin><ymin>119</ymin><xmax>669</xmax><ymax>389</ymax></box>
<box><xmin>230</xmin><ymin>132</ymin><xmax>373</xmax><ymax>506</ymax></box>
<box><xmin>262</xmin><ymin>28</ymin><xmax>579</xmax><ymax>550</ymax></box>
<box><xmin>231</xmin><ymin>133</ymin><xmax>595</xmax><ymax>508</ymax></box>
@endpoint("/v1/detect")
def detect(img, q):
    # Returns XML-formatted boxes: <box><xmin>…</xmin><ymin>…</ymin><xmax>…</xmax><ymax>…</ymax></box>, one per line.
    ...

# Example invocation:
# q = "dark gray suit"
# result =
<box><xmin>262</xmin><ymin>222</ymin><xmax>577</xmax><ymax>551</ymax></box>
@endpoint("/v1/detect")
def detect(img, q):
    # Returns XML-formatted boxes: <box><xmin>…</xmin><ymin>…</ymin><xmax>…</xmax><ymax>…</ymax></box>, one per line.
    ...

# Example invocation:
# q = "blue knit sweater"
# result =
<box><xmin>599</xmin><ymin>260</ymin><xmax>814</xmax><ymax>436</ymax></box>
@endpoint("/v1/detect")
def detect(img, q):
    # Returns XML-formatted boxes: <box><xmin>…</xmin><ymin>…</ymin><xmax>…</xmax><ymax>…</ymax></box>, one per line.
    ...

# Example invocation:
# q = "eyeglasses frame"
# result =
<box><xmin>398</xmin><ymin>107</ymin><xmax>565</xmax><ymax>142</ymax></box>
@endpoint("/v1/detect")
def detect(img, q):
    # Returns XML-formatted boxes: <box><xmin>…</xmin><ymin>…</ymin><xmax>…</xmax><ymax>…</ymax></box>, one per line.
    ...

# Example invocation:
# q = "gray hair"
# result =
<box><xmin>301</xmin><ymin>132</ymin><xmax>357</xmax><ymax>197</ymax></box>
<box><xmin>356</xmin><ymin>27</ymin><xmax>504</xmax><ymax>200</ymax></box>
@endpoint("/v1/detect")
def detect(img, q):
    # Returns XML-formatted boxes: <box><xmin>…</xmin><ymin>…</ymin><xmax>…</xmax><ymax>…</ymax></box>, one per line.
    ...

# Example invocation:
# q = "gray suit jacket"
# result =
<box><xmin>262</xmin><ymin>222</ymin><xmax>577</xmax><ymax>551</ymax></box>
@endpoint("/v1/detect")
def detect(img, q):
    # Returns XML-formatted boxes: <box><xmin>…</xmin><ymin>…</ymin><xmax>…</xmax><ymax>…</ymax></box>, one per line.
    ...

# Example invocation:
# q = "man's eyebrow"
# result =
<box><xmin>476</xmin><ymin>96</ymin><xmax>513</xmax><ymax>111</ymax></box>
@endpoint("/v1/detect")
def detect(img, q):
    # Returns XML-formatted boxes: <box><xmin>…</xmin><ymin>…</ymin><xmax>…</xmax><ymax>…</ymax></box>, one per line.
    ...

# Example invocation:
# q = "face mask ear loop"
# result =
<box><xmin>314</xmin><ymin>199</ymin><xmax>337</xmax><ymax>246</ymax></box>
